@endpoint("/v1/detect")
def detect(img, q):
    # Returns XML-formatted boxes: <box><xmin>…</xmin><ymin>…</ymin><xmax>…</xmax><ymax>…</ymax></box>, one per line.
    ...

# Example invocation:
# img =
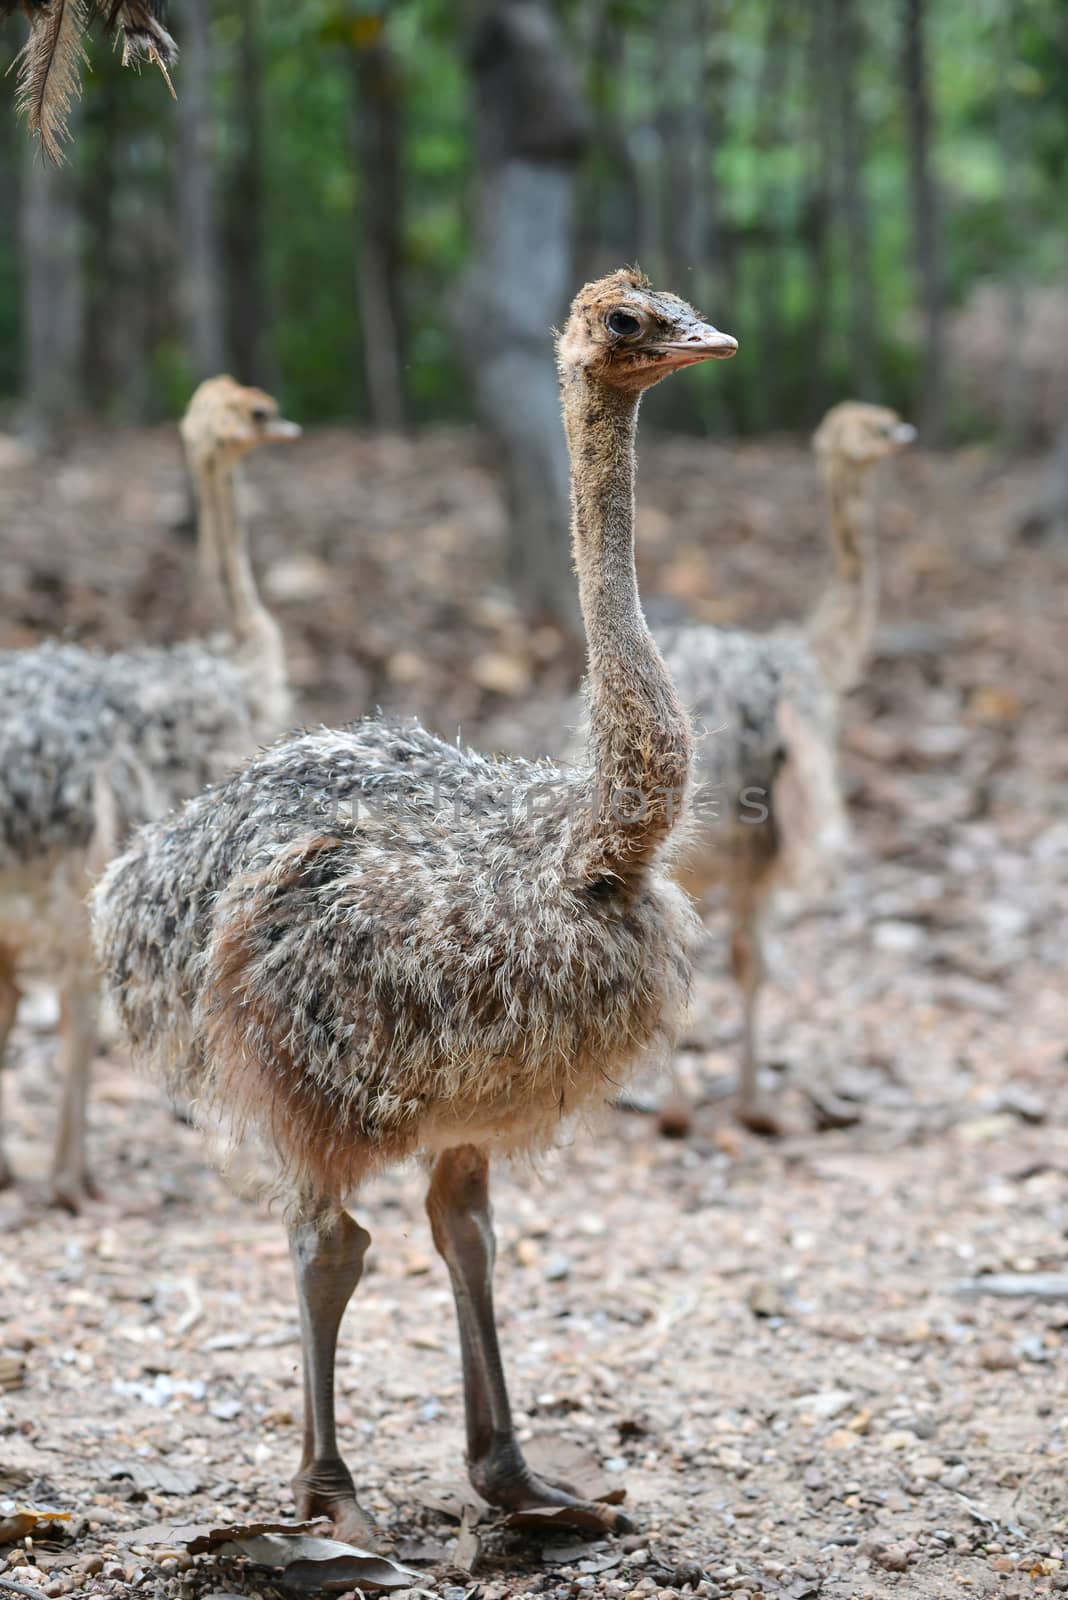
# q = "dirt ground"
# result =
<box><xmin>0</xmin><ymin>423</ymin><xmax>1066</xmax><ymax>1600</ymax></box>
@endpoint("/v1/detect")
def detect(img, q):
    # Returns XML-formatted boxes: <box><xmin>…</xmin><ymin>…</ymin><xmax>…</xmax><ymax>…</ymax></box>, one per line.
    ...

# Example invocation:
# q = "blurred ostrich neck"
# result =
<box><xmin>195</xmin><ymin>454</ymin><xmax>283</xmax><ymax>676</ymax></box>
<box><xmin>562</xmin><ymin>369</ymin><xmax>691</xmax><ymax>870</ymax></box>
<box><xmin>807</xmin><ymin>454</ymin><xmax>878</xmax><ymax>696</ymax></box>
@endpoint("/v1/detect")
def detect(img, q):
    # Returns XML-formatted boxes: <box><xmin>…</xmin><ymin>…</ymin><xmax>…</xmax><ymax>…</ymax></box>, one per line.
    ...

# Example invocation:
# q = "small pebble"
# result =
<box><xmin>872</xmin><ymin>1545</ymin><xmax>910</xmax><ymax>1572</ymax></box>
<box><xmin>978</xmin><ymin>1340</ymin><xmax>1017</xmax><ymax>1371</ymax></box>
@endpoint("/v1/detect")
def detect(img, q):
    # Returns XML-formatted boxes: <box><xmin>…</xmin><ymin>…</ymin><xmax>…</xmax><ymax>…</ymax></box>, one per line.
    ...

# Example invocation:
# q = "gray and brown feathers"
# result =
<box><xmin>93</xmin><ymin>717</ymin><xmax>698</xmax><ymax>1204</ymax></box>
<box><xmin>0</xmin><ymin>638</ymin><xmax>274</xmax><ymax>881</ymax></box>
<box><xmin>4</xmin><ymin>0</ymin><xmax>176</xmax><ymax>162</ymax></box>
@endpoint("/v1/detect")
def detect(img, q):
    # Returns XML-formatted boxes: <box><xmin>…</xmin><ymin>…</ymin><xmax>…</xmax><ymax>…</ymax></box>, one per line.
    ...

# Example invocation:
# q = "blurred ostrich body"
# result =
<box><xmin>0</xmin><ymin>378</ymin><xmax>297</xmax><ymax>1206</ymax></box>
<box><xmin>93</xmin><ymin>271</ymin><xmax>737</xmax><ymax>1539</ymax></box>
<box><xmin>659</xmin><ymin>402</ymin><xmax>916</xmax><ymax>1132</ymax></box>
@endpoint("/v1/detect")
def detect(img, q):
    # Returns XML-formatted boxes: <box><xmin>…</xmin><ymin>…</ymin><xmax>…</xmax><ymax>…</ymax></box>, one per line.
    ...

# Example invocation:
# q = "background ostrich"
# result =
<box><xmin>93</xmin><ymin>269</ymin><xmax>737</xmax><ymax>1541</ymax></box>
<box><xmin>0</xmin><ymin>376</ymin><xmax>297</xmax><ymax>1207</ymax></box>
<box><xmin>659</xmin><ymin>401</ymin><xmax>916</xmax><ymax>1134</ymax></box>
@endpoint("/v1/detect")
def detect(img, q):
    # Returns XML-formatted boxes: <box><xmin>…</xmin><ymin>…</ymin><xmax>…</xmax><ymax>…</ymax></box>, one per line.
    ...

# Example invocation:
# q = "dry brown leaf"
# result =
<box><xmin>453</xmin><ymin>1504</ymin><xmax>482</xmax><ymax>1573</ymax></box>
<box><xmin>105</xmin><ymin>1459</ymin><xmax>202</xmax><ymax>1495</ymax></box>
<box><xmin>217</xmin><ymin>1532</ymin><xmax>418</xmax><ymax>1592</ymax></box>
<box><xmin>0</xmin><ymin>1502</ymin><xmax>70</xmax><ymax>1546</ymax></box>
<box><xmin>504</xmin><ymin>1503</ymin><xmax>624</xmax><ymax>1534</ymax></box>
<box><xmin>126</xmin><ymin>1516</ymin><xmax>324</xmax><ymax>1553</ymax></box>
<box><xmin>0</xmin><ymin>1356</ymin><xmax>25</xmax><ymax>1392</ymax></box>
<box><xmin>420</xmin><ymin>1483</ymin><xmax>485</xmax><ymax>1523</ymax></box>
<box><xmin>523</xmin><ymin>1437</ymin><xmax>627</xmax><ymax>1506</ymax></box>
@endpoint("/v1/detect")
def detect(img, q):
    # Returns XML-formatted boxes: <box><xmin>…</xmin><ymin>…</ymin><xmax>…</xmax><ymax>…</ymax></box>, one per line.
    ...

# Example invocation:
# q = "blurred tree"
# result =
<box><xmin>226</xmin><ymin>0</ymin><xmax>273</xmax><ymax>385</ymax></box>
<box><xmin>453</xmin><ymin>0</ymin><xmax>589</xmax><ymax>634</ymax></box>
<box><xmin>174</xmin><ymin>0</ymin><xmax>226</xmax><ymax>380</ymax></box>
<box><xmin>20</xmin><ymin>136</ymin><xmax>83</xmax><ymax>451</ymax></box>
<box><xmin>80</xmin><ymin>55</ymin><xmax>121</xmax><ymax>413</ymax></box>
<box><xmin>800</xmin><ymin>0</ymin><xmax>833</xmax><ymax>419</ymax></box>
<box><xmin>3</xmin><ymin>0</ymin><xmax>1068</xmax><ymax>464</ymax></box>
<box><xmin>832</xmin><ymin>0</ymin><xmax>875</xmax><ymax>398</ymax></box>
<box><xmin>349</xmin><ymin>8</ymin><xmax>407</xmax><ymax>428</ymax></box>
<box><xmin>901</xmin><ymin>0</ymin><xmax>945</xmax><ymax>440</ymax></box>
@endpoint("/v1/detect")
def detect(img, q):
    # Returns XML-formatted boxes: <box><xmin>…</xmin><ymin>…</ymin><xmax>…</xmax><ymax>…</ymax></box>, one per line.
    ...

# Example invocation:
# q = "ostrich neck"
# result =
<box><xmin>562</xmin><ymin>370</ymin><xmax>691</xmax><ymax>873</ymax></box>
<box><xmin>807</xmin><ymin>456</ymin><xmax>878</xmax><ymax>695</ymax></box>
<box><xmin>826</xmin><ymin>458</ymin><xmax>874</xmax><ymax>586</ymax></box>
<box><xmin>195</xmin><ymin>456</ymin><xmax>282</xmax><ymax>673</ymax></box>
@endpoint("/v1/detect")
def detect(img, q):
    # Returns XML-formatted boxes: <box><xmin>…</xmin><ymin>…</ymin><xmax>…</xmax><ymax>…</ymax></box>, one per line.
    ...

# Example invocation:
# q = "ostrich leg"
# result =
<box><xmin>730</xmin><ymin>882</ymin><xmax>788</xmax><ymax>1138</ymax></box>
<box><xmin>288</xmin><ymin>1209</ymin><xmax>375</xmax><ymax>1544</ymax></box>
<box><xmin>51</xmin><ymin>971</ymin><xmax>98</xmax><ymax>1210</ymax></box>
<box><xmin>427</xmin><ymin>1144</ymin><xmax>631</xmax><ymax>1531</ymax></box>
<box><xmin>0</xmin><ymin>944</ymin><xmax>18</xmax><ymax>1189</ymax></box>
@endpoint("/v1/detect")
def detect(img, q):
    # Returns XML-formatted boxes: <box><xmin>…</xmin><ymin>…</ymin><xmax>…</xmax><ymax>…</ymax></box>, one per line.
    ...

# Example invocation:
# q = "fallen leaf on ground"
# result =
<box><xmin>106</xmin><ymin>1459</ymin><xmax>202</xmax><ymax>1495</ymax></box>
<box><xmin>217</xmin><ymin>1532</ymin><xmax>419</xmax><ymax>1593</ymax></box>
<box><xmin>420</xmin><ymin>1483</ymin><xmax>486</xmax><ymax>1523</ymax></box>
<box><xmin>126</xmin><ymin>1517</ymin><xmax>324</xmax><ymax>1553</ymax></box>
<box><xmin>453</xmin><ymin>1504</ymin><xmax>482</xmax><ymax>1573</ymax></box>
<box><xmin>523</xmin><ymin>1438</ymin><xmax>628</xmax><ymax>1506</ymax></box>
<box><xmin>954</xmin><ymin>1273</ymin><xmax>1068</xmax><ymax>1301</ymax></box>
<box><xmin>504</xmin><ymin>1504</ymin><xmax>624</xmax><ymax>1534</ymax></box>
<box><xmin>0</xmin><ymin>1357</ymin><xmax>24</xmax><ymax>1392</ymax></box>
<box><xmin>0</xmin><ymin>1502</ymin><xmax>71</xmax><ymax>1546</ymax></box>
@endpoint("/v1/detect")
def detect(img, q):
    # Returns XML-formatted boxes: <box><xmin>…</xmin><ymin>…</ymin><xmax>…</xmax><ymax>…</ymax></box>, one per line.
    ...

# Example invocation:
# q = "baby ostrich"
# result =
<box><xmin>93</xmin><ymin>270</ymin><xmax>737</xmax><ymax>1540</ymax></box>
<box><xmin>0</xmin><ymin>378</ymin><xmax>298</xmax><ymax>1208</ymax></box>
<box><xmin>660</xmin><ymin>400</ymin><xmax>915</xmax><ymax>1134</ymax></box>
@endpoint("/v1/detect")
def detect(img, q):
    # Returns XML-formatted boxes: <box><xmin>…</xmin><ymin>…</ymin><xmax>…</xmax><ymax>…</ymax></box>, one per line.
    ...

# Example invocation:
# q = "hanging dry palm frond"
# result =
<box><xmin>4</xmin><ymin>0</ymin><xmax>177</xmax><ymax>164</ymax></box>
<box><xmin>100</xmin><ymin>0</ymin><xmax>175</xmax><ymax>80</ymax></box>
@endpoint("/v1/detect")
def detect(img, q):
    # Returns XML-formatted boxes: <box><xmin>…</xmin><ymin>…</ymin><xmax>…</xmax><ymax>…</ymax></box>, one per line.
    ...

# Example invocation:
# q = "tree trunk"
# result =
<box><xmin>453</xmin><ymin>0</ymin><xmax>589</xmax><ymax>635</ymax></box>
<box><xmin>901</xmin><ymin>0</ymin><xmax>945</xmax><ymax>440</ymax></box>
<box><xmin>0</xmin><ymin>73</ymin><xmax>18</xmax><ymax>397</ymax></box>
<box><xmin>350</xmin><ymin>19</ymin><xmax>406</xmax><ymax>429</ymax></box>
<box><xmin>652</xmin><ymin>2</ymin><xmax>704</xmax><ymax>431</ymax></box>
<box><xmin>578</xmin><ymin>6</ymin><xmax>641</xmax><ymax>280</ymax></box>
<box><xmin>174</xmin><ymin>0</ymin><xmax>225</xmax><ymax>380</ymax></box>
<box><xmin>833</xmin><ymin>0</ymin><xmax>876</xmax><ymax>398</ymax></box>
<box><xmin>226</xmin><ymin>0</ymin><xmax>271</xmax><ymax>385</ymax></box>
<box><xmin>751</xmin><ymin>0</ymin><xmax>792</xmax><ymax>429</ymax></box>
<box><xmin>81</xmin><ymin>60</ymin><xmax>120</xmax><ymax>415</ymax></box>
<box><xmin>801</xmin><ymin>0</ymin><xmax>834</xmax><ymax>420</ymax></box>
<box><xmin>20</xmin><ymin>137</ymin><xmax>84</xmax><ymax>452</ymax></box>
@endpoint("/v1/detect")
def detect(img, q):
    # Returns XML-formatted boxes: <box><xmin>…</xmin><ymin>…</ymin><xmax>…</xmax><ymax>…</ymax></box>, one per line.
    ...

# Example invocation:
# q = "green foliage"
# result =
<box><xmin>1</xmin><ymin>0</ymin><xmax>1066</xmax><ymax>433</ymax></box>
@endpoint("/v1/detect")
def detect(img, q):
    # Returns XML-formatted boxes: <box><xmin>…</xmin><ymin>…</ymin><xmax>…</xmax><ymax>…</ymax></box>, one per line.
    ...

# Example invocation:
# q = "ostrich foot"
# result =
<box><xmin>291</xmin><ymin>1457</ymin><xmax>376</xmax><ymax>1547</ymax></box>
<box><xmin>471</xmin><ymin>1441</ymin><xmax>632</xmax><ymax>1533</ymax></box>
<box><xmin>736</xmin><ymin>1093</ymin><xmax>791</xmax><ymax>1139</ymax></box>
<box><xmin>50</xmin><ymin>1167</ymin><xmax>102</xmax><ymax>1213</ymax></box>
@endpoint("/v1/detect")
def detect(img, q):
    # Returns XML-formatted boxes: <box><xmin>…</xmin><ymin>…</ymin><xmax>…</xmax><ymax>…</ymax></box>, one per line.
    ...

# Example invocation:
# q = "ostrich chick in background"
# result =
<box><xmin>93</xmin><ymin>270</ymin><xmax>736</xmax><ymax>1540</ymax></box>
<box><xmin>0</xmin><ymin>378</ymin><xmax>298</xmax><ymax>1208</ymax></box>
<box><xmin>659</xmin><ymin>401</ymin><xmax>916</xmax><ymax>1134</ymax></box>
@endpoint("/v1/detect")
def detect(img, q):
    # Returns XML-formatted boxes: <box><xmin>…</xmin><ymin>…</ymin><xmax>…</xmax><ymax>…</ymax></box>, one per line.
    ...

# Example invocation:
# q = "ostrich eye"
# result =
<box><xmin>606</xmin><ymin>310</ymin><xmax>641</xmax><ymax>337</ymax></box>
<box><xmin>251</xmin><ymin>405</ymin><xmax>271</xmax><ymax>424</ymax></box>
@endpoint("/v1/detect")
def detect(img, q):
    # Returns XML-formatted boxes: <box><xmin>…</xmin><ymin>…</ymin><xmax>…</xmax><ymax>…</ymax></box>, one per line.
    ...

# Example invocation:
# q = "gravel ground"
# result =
<box><xmin>0</xmin><ymin>424</ymin><xmax>1066</xmax><ymax>1600</ymax></box>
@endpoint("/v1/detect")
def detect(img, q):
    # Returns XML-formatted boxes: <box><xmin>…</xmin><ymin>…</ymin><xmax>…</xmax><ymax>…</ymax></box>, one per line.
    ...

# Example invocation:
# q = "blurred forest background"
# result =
<box><xmin>1</xmin><ymin>0</ymin><xmax>1066</xmax><ymax>444</ymax></box>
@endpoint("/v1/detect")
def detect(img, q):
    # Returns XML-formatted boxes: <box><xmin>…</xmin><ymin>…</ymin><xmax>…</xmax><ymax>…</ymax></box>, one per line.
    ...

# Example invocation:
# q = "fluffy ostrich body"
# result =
<box><xmin>0</xmin><ymin>378</ymin><xmax>297</xmax><ymax>1205</ymax></box>
<box><xmin>93</xmin><ymin>270</ymin><xmax>737</xmax><ymax>1538</ymax></box>
<box><xmin>656</xmin><ymin>402</ymin><xmax>916</xmax><ymax>1132</ymax></box>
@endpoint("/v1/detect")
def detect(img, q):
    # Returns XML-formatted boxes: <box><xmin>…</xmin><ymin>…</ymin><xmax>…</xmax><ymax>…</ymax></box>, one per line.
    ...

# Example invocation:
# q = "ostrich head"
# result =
<box><xmin>180</xmin><ymin>377</ymin><xmax>301</xmax><ymax>472</ymax></box>
<box><xmin>556</xmin><ymin>268</ymin><xmax>737</xmax><ymax>392</ymax></box>
<box><xmin>813</xmin><ymin>402</ymin><xmax>916</xmax><ymax>468</ymax></box>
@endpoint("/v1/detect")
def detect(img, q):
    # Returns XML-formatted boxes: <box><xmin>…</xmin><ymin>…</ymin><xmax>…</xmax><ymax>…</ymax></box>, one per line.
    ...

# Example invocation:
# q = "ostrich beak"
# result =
<box><xmin>653</xmin><ymin>323</ymin><xmax>739</xmax><ymax>370</ymax></box>
<box><xmin>265</xmin><ymin>418</ymin><xmax>302</xmax><ymax>441</ymax></box>
<box><xmin>893</xmin><ymin>422</ymin><xmax>917</xmax><ymax>446</ymax></box>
